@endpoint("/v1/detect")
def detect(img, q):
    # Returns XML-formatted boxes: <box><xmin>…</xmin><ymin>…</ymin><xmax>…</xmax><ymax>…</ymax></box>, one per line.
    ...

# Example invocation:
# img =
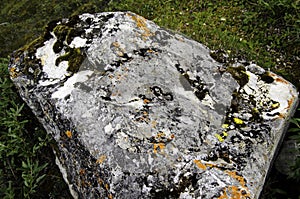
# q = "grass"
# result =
<box><xmin>0</xmin><ymin>58</ymin><xmax>71</xmax><ymax>198</ymax></box>
<box><xmin>0</xmin><ymin>0</ymin><xmax>299</xmax><ymax>198</ymax></box>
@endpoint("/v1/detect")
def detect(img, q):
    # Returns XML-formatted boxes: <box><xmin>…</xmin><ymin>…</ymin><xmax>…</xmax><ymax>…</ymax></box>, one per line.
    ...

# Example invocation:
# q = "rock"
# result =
<box><xmin>8</xmin><ymin>12</ymin><xmax>298</xmax><ymax>199</ymax></box>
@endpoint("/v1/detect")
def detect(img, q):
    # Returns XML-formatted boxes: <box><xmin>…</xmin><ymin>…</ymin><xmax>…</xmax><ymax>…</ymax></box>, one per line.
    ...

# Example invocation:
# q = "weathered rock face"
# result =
<box><xmin>9</xmin><ymin>12</ymin><xmax>298</xmax><ymax>199</ymax></box>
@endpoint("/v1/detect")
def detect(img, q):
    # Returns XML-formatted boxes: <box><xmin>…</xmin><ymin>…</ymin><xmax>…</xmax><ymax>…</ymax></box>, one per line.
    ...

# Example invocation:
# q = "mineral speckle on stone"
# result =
<box><xmin>9</xmin><ymin>12</ymin><xmax>298</xmax><ymax>199</ymax></box>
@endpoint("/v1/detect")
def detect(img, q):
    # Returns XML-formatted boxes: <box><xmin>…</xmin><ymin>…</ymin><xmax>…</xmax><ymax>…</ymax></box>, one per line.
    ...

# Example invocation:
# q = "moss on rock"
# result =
<box><xmin>55</xmin><ymin>47</ymin><xmax>86</xmax><ymax>73</ymax></box>
<box><xmin>226</xmin><ymin>65</ymin><xmax>249</xmax><ymax>87</ymax></box>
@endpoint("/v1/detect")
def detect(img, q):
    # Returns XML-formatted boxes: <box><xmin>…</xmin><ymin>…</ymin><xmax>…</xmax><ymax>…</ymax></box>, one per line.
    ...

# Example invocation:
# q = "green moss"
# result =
<box><xmin>226</xmin><ymin>65</ymin><xmax>249</xmax><ymax>87</ymax></box>
<box><xmin>12</xmin><ymin>36</ymin><xmax>45</xmax><ymax>80</ymax></box>
<box><xmin>55</xmin><ymin>47</ymin><xmax>86</xmax><ymax>73</ymax></box>
<box><xmin>18</xmin><ymin>36</ymin><xmax>44</xmax><ymax>55</ymax></box>
<box><xmin>52</xmin><ymin>25</ymin><xmax>74</xmax><ymax>53</ymax></box>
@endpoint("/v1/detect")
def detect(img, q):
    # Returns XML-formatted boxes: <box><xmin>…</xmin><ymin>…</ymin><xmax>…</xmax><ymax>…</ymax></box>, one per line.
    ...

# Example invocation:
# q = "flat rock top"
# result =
<box><xmin>9</xmin><ymin>12</ymin><xmax>298</xmax><ymax>199</ymax></box>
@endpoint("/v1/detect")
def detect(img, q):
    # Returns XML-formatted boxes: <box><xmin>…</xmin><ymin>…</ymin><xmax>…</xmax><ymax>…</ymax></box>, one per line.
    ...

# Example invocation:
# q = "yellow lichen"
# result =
<box><xmin>222</xmin><ymin>131</ymin><xmax>228</xmax><ymax>137</ymax></box>
<box><xmin>271</xmin><ymin>102</ymin><xmax>280</xmax><ymax>109</ymax></box>
<box><xmin>233</xmin><ymin>118</ymin><xmax>243</xmax><ymax>125</ymax></box>
<box><xmin>222</xmin><ymin>124</ymin><xmax>229</xmax><ymax>129</ymax></box>
<box><xmin>215</xmin><ymin>133</ymin><xmax>224</xmax><ymax>142</ymax></box>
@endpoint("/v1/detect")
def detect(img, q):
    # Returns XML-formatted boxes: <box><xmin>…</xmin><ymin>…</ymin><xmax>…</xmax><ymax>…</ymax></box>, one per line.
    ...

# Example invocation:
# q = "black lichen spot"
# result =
<box><xmin>149</xmin><ymin>174</ymin><xmax>197</xmax><ymax>199</ymax></box>
<box><xmin>85</xmin><ymin>17</ymin><xmax>93</xmax><ymax>25</ymax></box>
<box><xmin>261</xmin><ymin>72</ymin><xmax>274</xmax><ymax>83</ymax></box>
<box><xmin>133</xmin><ymin>48</ymin><xmax>162</xmax><ymax>57</ymax></box>
<box><xmin>194</xmin><ymin>89</ymin><xmax>208</xmax><ymax>100</ymax></box>
<box><xmin>207</xmin><ymin>151</ymin><xmax>218</xmax><ymax>161</ymax></box>
<box><xmin>226</xmin><ymin>65</ymin><xmax>249</xmax><ymax>87</ymax></box>
<box><xmin>150</xmin><ymin>86</ymin><xmax>173</xmax><ymax>101</ymax></box>
<box><xmin>163</xmin><ymin>93</ymin><xmax>173</xmax><ymax>101</ymax></box>
<box><xmin>175</xmin><ymin>63</ymin><xmax>208</xmax><ymax>101</ymax></box>
<box><xmin>55</xmin><ymin>48</ymin><xmax>86</xmax><ymax>73</ymax></box>
<box><xmin>151</xmin><ymin>86</ymin><xmax>163</xmax><ymax>97</ymax></box>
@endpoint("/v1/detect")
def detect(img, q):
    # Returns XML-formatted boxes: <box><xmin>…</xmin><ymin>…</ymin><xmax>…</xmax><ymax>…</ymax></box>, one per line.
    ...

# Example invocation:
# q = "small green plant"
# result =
<box><xmin>0</xmin><ymin>58</ymin><xmax>57</xmax><ymax>198</ymax></box>
<box><xmin>20</xmin><ymin>158</ymin><xmax>47</xmax><ymax>198</ymax></box>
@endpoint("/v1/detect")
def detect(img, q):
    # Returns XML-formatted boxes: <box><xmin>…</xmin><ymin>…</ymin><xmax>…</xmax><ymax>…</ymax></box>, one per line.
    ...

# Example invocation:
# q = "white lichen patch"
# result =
<box><xmin>70</xmin><ymin>37</ymin><xmax>87</xmax><ymax>48</ymax></box>
<box><xmin>38</xmin><ymin>79</ymin><xmax>60</xmax><ymax>86</ymax></box>
<box><xmin>265</xmin><ymin>74</ymin><xmax>297</xmax><ymax>119</ymax></box>
<box><xmin>35</xmin><ymin>32</ymin><xmax>69</xmax><ymax>79</ymax></box>
<box><xmin>51</xmin><ymin>70</ymin><xmax>93</xmax><ymax>99</ymax></box>
<box><xmin>201</xmin><ymin>94</ymin><xmax>215</xmax><ymax>109</ymax></box>
<box><xmin>243</xmin><ymin>71</ymin><xmax>259</xmax><ymax>95</ymax></box>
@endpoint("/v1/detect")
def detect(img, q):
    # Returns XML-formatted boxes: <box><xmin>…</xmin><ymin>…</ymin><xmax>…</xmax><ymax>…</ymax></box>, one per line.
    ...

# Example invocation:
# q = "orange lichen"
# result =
<box><xmin>217</xmin><ymin>171</ymin><xmax>251</xmax><ymax>198</ymax></box>
<box><xmin>108</xmin><ymin>74</ymin><xmax>114</xmax><ymax>79</ymax></box>
<box><xmin>151</xmin><ymin>120</ymin><xmax>157</xmax><ymax>128</ymax></box>
<box><xmin>193</xmin><ymin>160</ymin><xmax>207</xmax><ymax>170</ymax></box>
<box><xmin>105</xmin><ymin>183</ymin><xmax>110</xmax><ymax>190</ymax></box>
<box><xmin>65</xmin><ymin>130</ymin><xmax>72</xmax><ymax>138</ymax></box>
<box><xmin>218</xmin><ymin>186</ymin><xmax>250</xmax><ymax>199</ymax></box>
<box><xmin>127</xmin><ymin>13</ymin><xmax>153</xmax><ymax>40</ymax></box>
<box><xmin>112</xmin><ymin>42</ymin><xmax>120</xmax><ymax>47</ymax></box>
<box><xmin>218</xmin><ymin>188</ymin><xmax>228</xmax><ymax>199</ymax></box>
<box><xmin>170</xmin><ymin>134</ymin><xmax>175</xmax><ymax>139</ymax></box>
<box><xmin>287</xmin><ymin>98</ymin><xmax>294</xmax><ymax>109</ymax></box>
<box><xmin>276</xmin><ymin>77</ymin><xmax>289</xmax><ymax>84</ymax></box>
<box><xmin>146</xmin><ymin>49</ymin><xmax>158</xmax><ymax>55</ymax></box>
<box><xmin>277</xmin><ymin>113</ymin><xmax>286</xmax><ymax>119</ymax></box>
<box><xmin>156</xmin><ymin>131</ymin><xmax>165</xmax><ymax>138</ymax></box>
<box><xmin>226</xmin><ymin>171</ymin><xmax>246</xmax><ymax>187</ymax></box>
<box><xmin>143</xmin><ymin>111</ymin><xmax>148</xmax><ymax>116</ymax></box>
<box><xmin>96</xmin><ymin>155</ymin><xmax>107</xmax><ymax>164</ymax></box>
<box><xmin>143</xmin><ymin>99</ymin><xmax>151</xmax><ymax>104</ymax></box>
<box><xmin>9</xmin><ymin>67</ymin><xmax>18</xmax><ymax>78</ymax></box>
<box><xmin>108</xmin><ymin>194</ymin><xmax>113</xmax><ymax>199</ymax></box>
<box><xmin>97</xmin><ymin>178</ymin><xmax>104</xmax><ymax>185</ymax></box>
<box><xmin>153</xmin><ymin>143</ymin><xmax>165</xmax><ymax>154</ymax></box>
<box><xmin>116</xmin><ymin>74</ymin><xmax>122</xmax><ymax>80</ymax></box>
<box><xmin>79</xmin><ymin>168</ymin><xmax>85</xmax><ymax>175</ymax></box>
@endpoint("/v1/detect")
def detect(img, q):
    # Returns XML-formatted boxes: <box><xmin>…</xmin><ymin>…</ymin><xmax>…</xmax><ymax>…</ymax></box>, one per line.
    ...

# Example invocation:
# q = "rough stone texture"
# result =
<box><xmin>9</xmin><ymin>12</ymin><xmax>298</xmax><ymax>199</ymax></box>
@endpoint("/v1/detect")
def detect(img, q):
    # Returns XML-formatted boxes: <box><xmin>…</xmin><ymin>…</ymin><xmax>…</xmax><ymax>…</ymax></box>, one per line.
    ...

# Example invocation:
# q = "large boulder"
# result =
<box><xmin>9</xmin><ymin>12</ymin><xmax>298</xmax><ymax>198</ymax></box>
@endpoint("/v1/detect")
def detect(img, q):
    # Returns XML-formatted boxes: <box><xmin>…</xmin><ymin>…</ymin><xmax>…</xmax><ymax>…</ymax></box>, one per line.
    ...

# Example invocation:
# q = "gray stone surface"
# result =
<box><xmin>9</xmin><ymin>12</ymin><xmax>298</xmax><ymax>199</ymax></box>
